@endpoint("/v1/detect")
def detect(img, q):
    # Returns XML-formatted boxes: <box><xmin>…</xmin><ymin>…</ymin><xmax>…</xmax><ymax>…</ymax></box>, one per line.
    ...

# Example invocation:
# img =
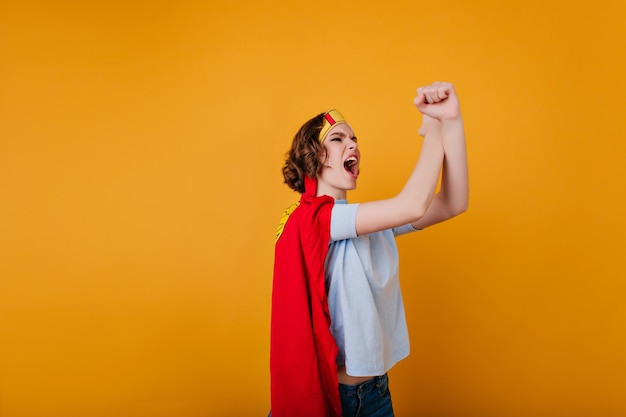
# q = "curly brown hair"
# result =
<box><xmin>282</xmin><ymin>113</ymin><xmax>326</xmax><ymax>193</ymax></box>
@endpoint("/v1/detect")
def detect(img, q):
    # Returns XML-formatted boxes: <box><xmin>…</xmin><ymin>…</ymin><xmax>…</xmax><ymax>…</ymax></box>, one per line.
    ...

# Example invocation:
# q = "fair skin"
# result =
<box><xmin>317</xmin><ymin>81</ymin><xmax>468</xmax><ymax>234</ymax></box>
<box><xmin>316</xmin><ymin>82</ymin><xmax>469</xmax><ymax>384</ymax></box>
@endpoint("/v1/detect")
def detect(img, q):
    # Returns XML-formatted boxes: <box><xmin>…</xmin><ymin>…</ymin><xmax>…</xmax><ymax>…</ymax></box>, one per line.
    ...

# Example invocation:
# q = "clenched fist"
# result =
<box><xmin>414</xmin><ymin>81</ymin><xmax>461</xmax><ymax>121</ymax></box>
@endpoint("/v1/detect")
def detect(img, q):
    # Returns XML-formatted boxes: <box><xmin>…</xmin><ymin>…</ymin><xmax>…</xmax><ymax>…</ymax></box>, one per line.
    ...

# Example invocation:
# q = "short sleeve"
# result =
<box><xmin>330</xmin><ymin>203</ymin><xmax>359</xmax><ymax>241</ymax></box>
<box><xmin>393</xmin><ymin>223</ymin><xmax>419</xmax><ymax>237</ymax></box>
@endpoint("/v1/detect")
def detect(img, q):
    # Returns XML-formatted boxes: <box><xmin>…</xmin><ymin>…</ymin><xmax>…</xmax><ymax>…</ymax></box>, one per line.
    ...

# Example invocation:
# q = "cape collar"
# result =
<box><xmin>303</xmin><ymin>176</ymin><xmax>317</xmax><ymax>200</ymax></box>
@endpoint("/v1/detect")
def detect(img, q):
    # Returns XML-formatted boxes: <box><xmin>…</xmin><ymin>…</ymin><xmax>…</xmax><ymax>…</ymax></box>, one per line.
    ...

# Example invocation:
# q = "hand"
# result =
<box><xmin>414</xmin><ymin>81</ymin><xmax>461</xmax><ymax>121</ymax></box>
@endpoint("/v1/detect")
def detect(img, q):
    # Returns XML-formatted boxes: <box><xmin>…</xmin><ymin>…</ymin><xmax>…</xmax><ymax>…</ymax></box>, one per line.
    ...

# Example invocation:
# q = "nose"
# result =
<box><xmin>349</xmin><ymin>138</ymin><xmax>358</xmax><ymax>149</ymax></box>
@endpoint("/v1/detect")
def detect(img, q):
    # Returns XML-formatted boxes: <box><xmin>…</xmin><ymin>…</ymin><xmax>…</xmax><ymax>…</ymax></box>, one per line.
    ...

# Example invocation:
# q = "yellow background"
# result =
<box><xmin>1</xmin><ymin>1</ymin><xmax>625</xmax><ymax>416</ymax></box>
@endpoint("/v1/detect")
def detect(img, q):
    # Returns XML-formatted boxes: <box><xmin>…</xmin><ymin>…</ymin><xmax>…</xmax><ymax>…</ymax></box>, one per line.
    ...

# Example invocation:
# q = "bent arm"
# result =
<box><xmin>412</xmin><ymin>116</ymin><xmax>468</xmax><ymax>229</ymax></box>
<box><xmin>354</xmin><ymin>128</ymin><xmax>444</xmax><ymax>236</ymax></box>
<box><xmin>352</xmin><ymin>81</ymin><xmax>466</xmax><ymax>236</ymax></box>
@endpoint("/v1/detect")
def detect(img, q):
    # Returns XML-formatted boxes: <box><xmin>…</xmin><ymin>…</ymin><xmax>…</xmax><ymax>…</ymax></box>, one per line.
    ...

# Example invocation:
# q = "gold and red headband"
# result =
<box><xmin>318</xmin><ymin>109</ymin><xmax>347</xmax><ymax>142</ymax></box>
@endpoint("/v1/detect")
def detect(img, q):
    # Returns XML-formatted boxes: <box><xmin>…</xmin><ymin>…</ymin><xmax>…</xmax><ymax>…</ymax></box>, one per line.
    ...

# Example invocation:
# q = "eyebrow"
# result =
<box><xmin>329</xmin><ymin>131</ymin><xmax>357</xmax><ymax>140</ymax></box>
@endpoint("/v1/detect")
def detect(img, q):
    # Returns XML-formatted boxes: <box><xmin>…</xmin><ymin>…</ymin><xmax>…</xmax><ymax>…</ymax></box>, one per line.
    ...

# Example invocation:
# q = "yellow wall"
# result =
<box><xmin>1</xmin><ymin>1</ymin><xmax>625</xmax><ymax>416</ymax></box>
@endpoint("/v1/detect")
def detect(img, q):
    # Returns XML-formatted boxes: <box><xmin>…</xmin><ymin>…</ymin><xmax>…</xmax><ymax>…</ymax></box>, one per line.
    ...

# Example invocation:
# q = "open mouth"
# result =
<box><xmin>343</xmin><ymin>156</ymin><xmax>358</xmax><ymax>177</ymax></box>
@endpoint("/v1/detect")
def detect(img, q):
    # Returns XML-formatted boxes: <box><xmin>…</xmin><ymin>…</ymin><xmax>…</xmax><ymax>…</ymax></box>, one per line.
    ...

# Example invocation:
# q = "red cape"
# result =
<box><xmin>270</xmin><ymin>176</ymin><xmax>341</xmax><ymax>417</ymax></box>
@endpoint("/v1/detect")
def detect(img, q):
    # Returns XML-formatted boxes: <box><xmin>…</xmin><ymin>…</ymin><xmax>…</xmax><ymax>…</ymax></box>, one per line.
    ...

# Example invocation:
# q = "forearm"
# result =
<box><xmin>438</xmin><ymin>117</ymin><xmax>469</xmax><ymax>215</ymax></box>
<box><xmin>410</xmin><ymin>116</ymin><xmax>468</xmax><ymax>229</ymax></box>
<box><xmin>397</xmin><ymin>129</ymin><xmax>445</xmax><ymax>218</ymax></box>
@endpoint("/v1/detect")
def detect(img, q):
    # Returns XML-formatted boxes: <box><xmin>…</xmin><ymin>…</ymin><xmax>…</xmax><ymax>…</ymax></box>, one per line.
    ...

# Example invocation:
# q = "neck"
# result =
<box><xmin>315</xmin><ymin>182</ymin><xmax>347</xmax><ymax>200</ymax></box>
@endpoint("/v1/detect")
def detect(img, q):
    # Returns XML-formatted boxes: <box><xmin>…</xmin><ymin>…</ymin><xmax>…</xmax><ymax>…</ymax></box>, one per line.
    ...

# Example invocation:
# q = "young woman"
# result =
<box><xmin>271</xmin><ymin>82</ymin><xmax>468</xmax><ymax>417</ymax></box>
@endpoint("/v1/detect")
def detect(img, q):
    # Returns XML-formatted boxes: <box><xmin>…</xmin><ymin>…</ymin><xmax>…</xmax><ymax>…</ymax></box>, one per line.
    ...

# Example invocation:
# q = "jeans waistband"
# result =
<box><xmin>338</xmin><ymin>373</ymin><xmax>388</xmax><ymax>397</ymax></box>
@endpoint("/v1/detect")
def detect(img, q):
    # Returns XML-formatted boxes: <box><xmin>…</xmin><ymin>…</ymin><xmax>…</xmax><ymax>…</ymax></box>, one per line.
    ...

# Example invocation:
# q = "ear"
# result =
<box><xmin>318</xmin><ymin>145</ymin><xmax>328</xmax><ymax>164</ymax></box>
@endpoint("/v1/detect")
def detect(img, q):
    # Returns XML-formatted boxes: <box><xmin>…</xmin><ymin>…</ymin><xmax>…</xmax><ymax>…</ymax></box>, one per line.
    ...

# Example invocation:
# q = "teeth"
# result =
<box><xmin>344</xmin><ymin>156</ymin><xmax>358</xmax><ymax>173</ymax></box>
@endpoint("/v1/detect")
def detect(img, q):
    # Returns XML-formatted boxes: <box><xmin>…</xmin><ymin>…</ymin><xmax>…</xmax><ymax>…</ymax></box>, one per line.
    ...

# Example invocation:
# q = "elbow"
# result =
<box><xmin>452</xmin><ymin>205</ymin><xmax>468</xmax><ymax>217</ymax></box>
<box><xmin>443</xmin><ymin>188</ymin><xmax>469</xmax><ymax>218</ymax></box>
<box><xmin>407</xmin><ymin>201</ymin><xmax>429</xmax><ymax>224</ymax></box>
<box><xmin>437</xmin><ymin>193</ymin><xmax>469</xmax><ymax>221</ymax></box>
<box><xmin>411</xmin><ymin>207</ymin><xmax>428</xmax><ymax>224</ymax></box>
<box><xmin>450</xmin><ymin>198</ymin><xmax>469</xmax><ymax>217</ymax></box>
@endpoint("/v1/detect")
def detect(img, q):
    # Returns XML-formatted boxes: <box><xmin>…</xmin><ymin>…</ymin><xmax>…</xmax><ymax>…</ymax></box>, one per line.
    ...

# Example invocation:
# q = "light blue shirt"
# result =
<box><xmin>325</xmin><ymin>200</ymin><xmax>417</xmax><ymax>377</ymax></box>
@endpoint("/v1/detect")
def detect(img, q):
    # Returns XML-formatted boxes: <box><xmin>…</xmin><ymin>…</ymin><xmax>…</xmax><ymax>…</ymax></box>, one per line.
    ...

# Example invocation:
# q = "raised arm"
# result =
<box><xmin>354</xmin><ymin>83</ymin><xmax>450</xmax><ymax>236</ymax></box>
<box><xmin>412</xmin><ymin>83</ymin><xmax>468</xmax><ymax>229</ymax></box>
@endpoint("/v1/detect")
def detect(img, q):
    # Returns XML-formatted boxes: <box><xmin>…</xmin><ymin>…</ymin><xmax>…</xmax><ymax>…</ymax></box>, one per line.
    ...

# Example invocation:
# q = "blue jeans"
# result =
<box><xmin>267</xmin><ymin>374</ymin><xmax>394</xmax><ymax>417</ymax></box>
<box><xmin>339</xmin><ymin>374</ymin><xmax>394</xmax><ymax>417</ymax></box>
